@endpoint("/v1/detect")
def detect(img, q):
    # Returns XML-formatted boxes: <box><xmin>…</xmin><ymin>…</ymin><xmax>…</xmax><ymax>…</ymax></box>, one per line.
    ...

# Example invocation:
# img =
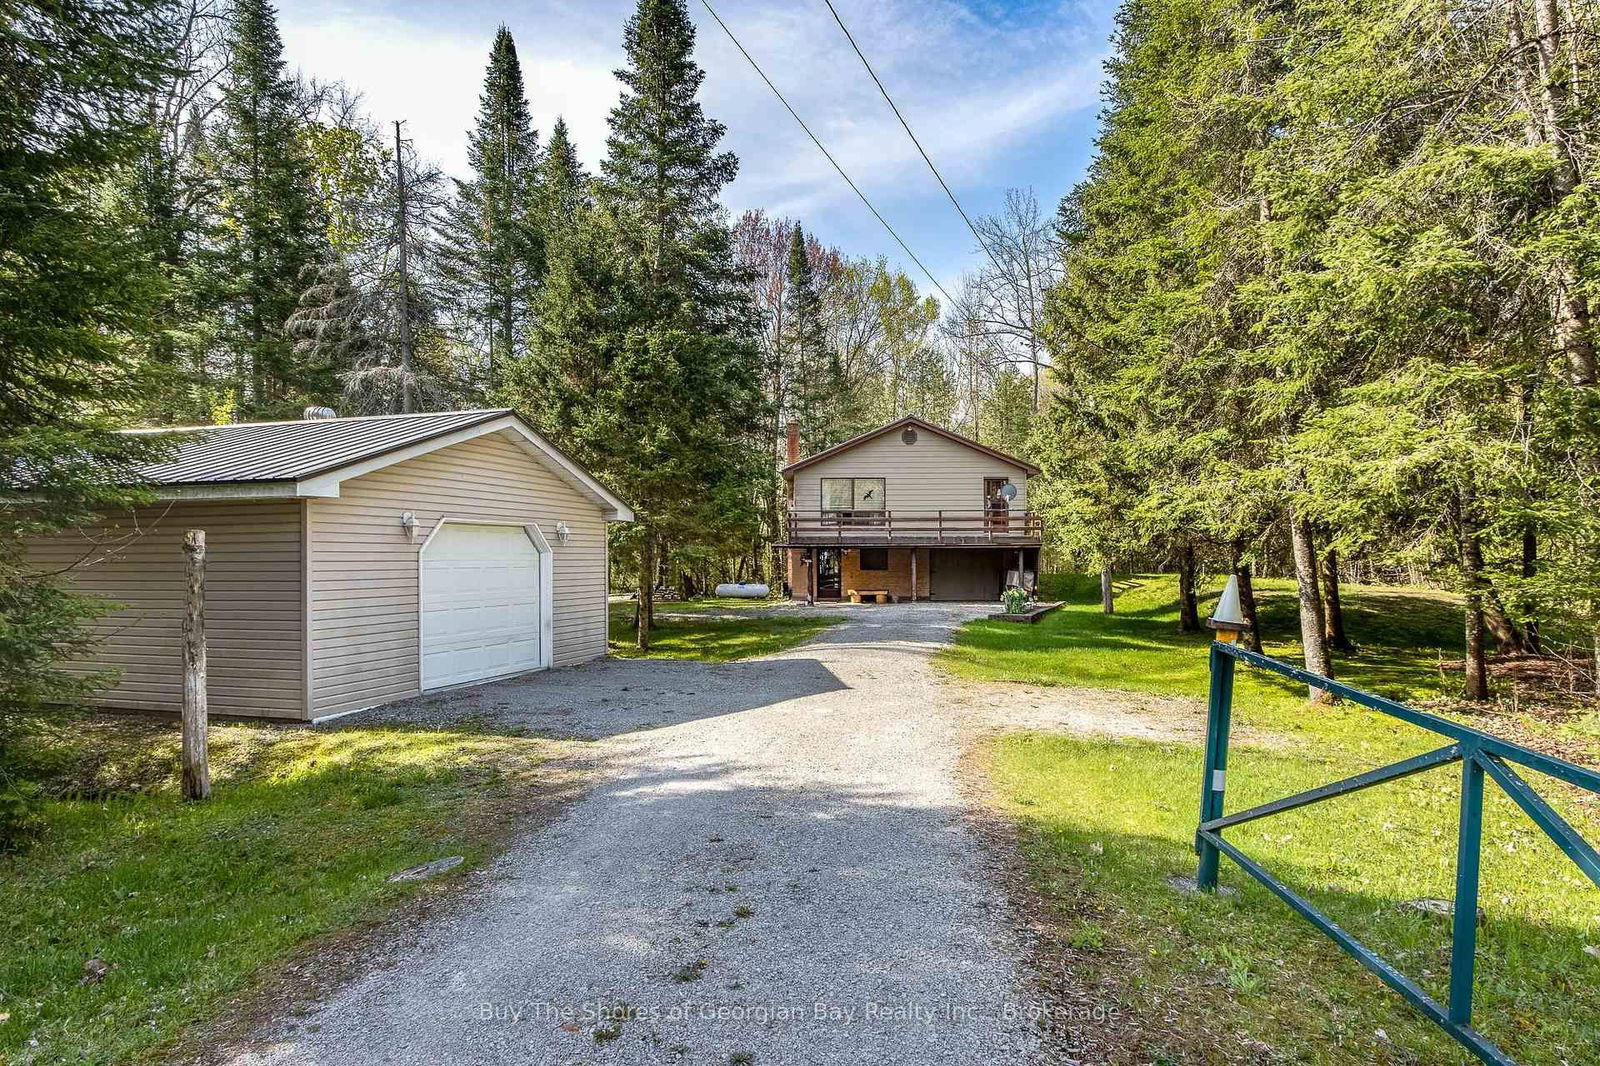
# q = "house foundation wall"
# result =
<box><xmin>841</xmin><ymin>547</ymin><xmax>928</xmax><ymax>601</ymax></box>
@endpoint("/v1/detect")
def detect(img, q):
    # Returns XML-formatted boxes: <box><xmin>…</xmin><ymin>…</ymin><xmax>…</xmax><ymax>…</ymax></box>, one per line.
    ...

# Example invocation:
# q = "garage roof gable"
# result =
<box><xmin>122</xmin><ymin>410</ymin><xmax>633</xmax><ymax>520</ymax></box>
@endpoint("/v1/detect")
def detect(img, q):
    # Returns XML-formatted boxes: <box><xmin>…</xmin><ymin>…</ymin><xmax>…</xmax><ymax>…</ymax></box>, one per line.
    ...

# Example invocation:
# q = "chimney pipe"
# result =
<box><xmin>786</xmin><ymin>421</ymin><xmax>801</xmax><ymax>464</ymax></box>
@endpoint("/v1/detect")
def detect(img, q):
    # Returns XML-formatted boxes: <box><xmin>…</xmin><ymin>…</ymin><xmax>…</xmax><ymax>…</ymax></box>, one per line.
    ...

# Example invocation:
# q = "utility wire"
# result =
<box><xmin>822</xmin><ymin>0</ymin><xmax>1107</xmax><ymax>358</ymax></box>
<box><xmin>819</xmin><ymin>0</ymin><xmax>1003</xmax><ymax>273</ymax></box>
<box><xmin>697</xmin><ymin>0</ymin><xmax>956</xmax><ymax>307</ymax></box>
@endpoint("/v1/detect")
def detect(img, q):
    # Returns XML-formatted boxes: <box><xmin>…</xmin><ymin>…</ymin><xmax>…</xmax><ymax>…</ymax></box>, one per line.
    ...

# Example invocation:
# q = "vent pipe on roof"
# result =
<box><xmin>303</xmin><ymin>406</ymin><xmax>337</xmax><ymax>420</ymax></box>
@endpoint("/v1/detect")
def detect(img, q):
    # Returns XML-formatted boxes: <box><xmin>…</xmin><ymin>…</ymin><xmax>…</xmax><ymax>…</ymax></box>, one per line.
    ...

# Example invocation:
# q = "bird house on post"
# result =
<box><xmin>1206</xmin><ymin>574</ymin><xmax>1250</xmax><ymax>645</ymax></box>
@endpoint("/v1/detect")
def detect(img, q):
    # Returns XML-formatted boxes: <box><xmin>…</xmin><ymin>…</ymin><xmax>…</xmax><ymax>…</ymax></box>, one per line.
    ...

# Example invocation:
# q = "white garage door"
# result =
<box><xmin>421</xmin><ymin>523</ymin><xmax>544</xmax><ymax>690</ymax></box>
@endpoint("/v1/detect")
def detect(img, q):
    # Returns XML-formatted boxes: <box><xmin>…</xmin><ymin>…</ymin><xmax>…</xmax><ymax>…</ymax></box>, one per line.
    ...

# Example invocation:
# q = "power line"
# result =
<box><xmin>819</xmin><ymin>0</ymin><xmax>1004</xmax><ymax>274</ymax></box>
<box><xmin>697</xmin><ymin>0</ymin><xmax>956</xmax><ymax>307</ymax></box>
<box><xmin>822</xmin><ymin>0</ymin><xmax>1109</xmax><ymax>359</ymax></box>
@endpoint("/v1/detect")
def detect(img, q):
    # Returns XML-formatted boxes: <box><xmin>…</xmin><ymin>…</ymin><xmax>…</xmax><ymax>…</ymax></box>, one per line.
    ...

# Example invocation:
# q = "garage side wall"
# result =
<box><xmin>306</xmin><ymin>431</ymin><xmax>608</xmax><ymax>717</ymax></box>
<box><xmin>25</xmin><ymin>500</ymin><xmax>306</xmax><ymax>719</ymax></box>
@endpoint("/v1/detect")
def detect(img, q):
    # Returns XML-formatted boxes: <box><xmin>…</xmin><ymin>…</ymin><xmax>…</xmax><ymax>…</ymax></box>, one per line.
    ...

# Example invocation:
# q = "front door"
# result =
<box><xmin>984</xmin><ymin>477</ymin><xmax>1010</xmax><ymax>533</ymax></box>
<box><xmin>817</xmin><ymin>548</ymin><xmax>842</xmax><ymax>599</ymax></box>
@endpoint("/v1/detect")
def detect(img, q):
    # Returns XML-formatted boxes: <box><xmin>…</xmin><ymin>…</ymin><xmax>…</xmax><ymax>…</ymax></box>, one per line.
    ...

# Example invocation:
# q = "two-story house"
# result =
<box><xmin>780</xmin><ymin>416</ymin><xmax>1042</xmax><ymax>603</ymax></box>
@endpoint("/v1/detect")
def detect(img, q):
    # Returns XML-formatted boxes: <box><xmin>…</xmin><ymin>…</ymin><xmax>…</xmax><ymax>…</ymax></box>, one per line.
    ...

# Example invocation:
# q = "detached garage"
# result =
<box><xmin>27</xmin><ymin>409</ymin><xmax>632</xmax><ymax>722</ymax></box>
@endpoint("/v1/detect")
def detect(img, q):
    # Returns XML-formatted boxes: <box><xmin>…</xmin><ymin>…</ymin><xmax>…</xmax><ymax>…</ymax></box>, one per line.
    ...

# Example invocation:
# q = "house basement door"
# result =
<box><xmin>421</xmin><ymin>523</ymin><xmax>543</xmax><ymax>690</ymax></box>
<box><xmin>930</xmin><ymin>548</ymin><xmax>1003</xmax><ymax>601</ymax></box>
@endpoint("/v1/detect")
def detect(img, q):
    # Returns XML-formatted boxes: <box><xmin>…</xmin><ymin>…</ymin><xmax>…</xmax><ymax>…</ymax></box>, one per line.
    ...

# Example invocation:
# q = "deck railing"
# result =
<box><xmin>784</xmin><ymin>509</ymin><xmax>1043</xmax><ymax>544</ymax></box>
<box><xmin>1196</xmin><ymin>641</ymin><xmax>1600</xmax><ymax>1065</ymax></box>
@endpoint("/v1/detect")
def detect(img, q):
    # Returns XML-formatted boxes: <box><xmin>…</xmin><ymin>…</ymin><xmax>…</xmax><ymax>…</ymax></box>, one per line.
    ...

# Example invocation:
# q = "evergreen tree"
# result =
<box><xmin>782</xmin><ymin>224</ymin><xmax>837</xmax><ymax>455</ymax></box>
<box><xmin>535</xmin><ymin>117</ymin><xmax>586</xmax><ymax>241</ymax></box>
<box><xmin>289</xmin><ymin>121</ymin><xmax>455</xmax><ymax>414</ymax></box>
<box><xmin>509</xmin><ymin>0</ymin><xmax>765</xmax><ymax>649</ymax></box>
<box><xmin>438</xmin><ymin>26</ymin><xmax>541</xmax><ymax>395</ymax></box>
<box><xmin>203</xmin><ymin>0</ymin><xmax>328</xmax><ymax>418</ymax></box>
<box><xmin>1</xmin><ymin>0</ymin><xmax>178</xmax><ymax>801</ymax></box>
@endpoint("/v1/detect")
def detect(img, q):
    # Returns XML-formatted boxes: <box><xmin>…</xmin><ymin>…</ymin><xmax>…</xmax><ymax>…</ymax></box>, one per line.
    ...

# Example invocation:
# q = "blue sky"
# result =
<box><xmin>278</xmin><ymin>0</ymin><xmax>1116</xmax><ymax>297</ymax></box>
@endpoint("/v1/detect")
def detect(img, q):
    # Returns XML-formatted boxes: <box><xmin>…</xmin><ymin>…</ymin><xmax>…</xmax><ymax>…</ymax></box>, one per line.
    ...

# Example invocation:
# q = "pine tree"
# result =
<box><xmin>510</xmin><ymin>0</ymin><xmax>765</xmax><ymax>649</ymax></box>
<box><xmin>438</xmin><ymin>26</ymin><xmax>541</xmax><ymax>395</ymax></box>
<box><xmin>782</xmin><ymin>224</ymin><xmax>837</xmax><ymax>454</ymax></box>
<box><xmin>203</xmin><ymin>0</ymin><xmax>328</xmax><ymax>418</ymax></box>
<box><xmin>1</xmin><ymin>0</ymin><xmax>180</xmax><ymax>781</ymax></box>
<box><xmin>287</xmin><ymin>123</ymin><xmax>456</xmax><ymax>415</ymax></box>
<box><xmin>536</xmin><ymin>118</ymin><xmax>586</xmax><ymax>241</ymax></box>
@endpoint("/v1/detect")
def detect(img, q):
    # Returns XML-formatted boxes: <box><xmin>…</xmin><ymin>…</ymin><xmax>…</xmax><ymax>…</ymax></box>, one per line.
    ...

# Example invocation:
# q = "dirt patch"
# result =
<box><xmin>1428</xmin><ymin>654</ymin><xmax>1600</xmax><ymax>765</ymax></box>
<box><xmin>942</xmin><ymin>676</ymin><xmax>1290</xmax><ymax>750</ymax></box>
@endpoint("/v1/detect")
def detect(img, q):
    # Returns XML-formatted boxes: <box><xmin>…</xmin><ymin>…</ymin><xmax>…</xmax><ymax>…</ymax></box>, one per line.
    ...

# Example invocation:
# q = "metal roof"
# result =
<box><xmin>127</xmin><ymin>409</ymin><xmax>511</xmax><ymax>484</ymax></box>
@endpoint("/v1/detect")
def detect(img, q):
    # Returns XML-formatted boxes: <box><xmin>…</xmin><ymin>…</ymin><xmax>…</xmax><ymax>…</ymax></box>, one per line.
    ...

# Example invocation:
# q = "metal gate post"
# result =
<box><xmin>1449</xmin><ymin>749</ymin><xmax>1485</xmax><ymax>1024</ymax></box>
<box><xmin>1197</xmin><ymin>643</ymin><xmax>1236</xmax><ymax>891</ymax></box>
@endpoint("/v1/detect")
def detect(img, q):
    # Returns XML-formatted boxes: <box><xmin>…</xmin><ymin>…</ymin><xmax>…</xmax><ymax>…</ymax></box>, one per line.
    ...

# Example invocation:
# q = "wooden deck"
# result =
<box><xmin>783</xmin><ymin>509</ymin><xmax>1043</xmax><ymax>547</ymax></box>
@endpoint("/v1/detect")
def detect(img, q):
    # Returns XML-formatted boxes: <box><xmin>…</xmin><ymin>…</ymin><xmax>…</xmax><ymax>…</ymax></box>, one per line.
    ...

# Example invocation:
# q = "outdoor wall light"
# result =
<box><xmin>555</xmin><ymin>521</ymin><xmax>571</xmax><ymax>545</ymax></box>
<box><xmin>400</xmin><ymin>511</ymin><xmax>417</xmax><ymax>541</ymax></box>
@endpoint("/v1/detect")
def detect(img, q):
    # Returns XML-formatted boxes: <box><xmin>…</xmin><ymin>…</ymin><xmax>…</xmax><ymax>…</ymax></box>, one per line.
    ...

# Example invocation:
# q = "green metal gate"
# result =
<box><xmin>1196</xmin><ymin>641</ymin><xmax>1600</xmax><ymax>1065</ymax></box>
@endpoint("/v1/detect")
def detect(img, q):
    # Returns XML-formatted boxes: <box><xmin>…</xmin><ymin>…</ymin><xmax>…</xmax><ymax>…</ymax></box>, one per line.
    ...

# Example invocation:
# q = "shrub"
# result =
<box><xmin>0</xmin><ymin>777</ymin><xmax>44</xmax><ymax>851</ymax></box>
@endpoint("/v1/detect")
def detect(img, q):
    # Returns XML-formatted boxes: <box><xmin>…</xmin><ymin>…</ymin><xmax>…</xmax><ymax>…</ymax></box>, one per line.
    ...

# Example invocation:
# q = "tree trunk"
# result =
<box><xmin>394</xmin><ymin>121</ymin><xmax>416</xmax><ymax>413</ymax></box>
<box><xmin>636</xmin><ymin>531</ymin><xmax>654</xmax><ymax>651</ymax></box>
<box><xmin>1483</xmin><ymin>594</ymin><xmax>1529</xmax><ymax>656</ymax></box>
<box><xmin>1457</xmin><ymin>498</ymin><xmax>1491</xmax><ymax>701</ymax></box>
<box><xmin>1234</xmin><ymin>556</ymin><xmax>1262</xmax><ymax>653</ymax></box>
<box><xmin>1522</xmin><ymin>527</ymin><xmax>1543</xmax><ymax>654</ymax></box>
<box><xmin>1177</xmin><ymin>544</ymin><xmax>1201</xmax><ymax>633</ymax></box>
<box><xmin>1517</xmin><ymin>0</ymin><xmax>1597</xmax><ymax>385</ymax></box>
<box><xmin>181</xmin><ymin>531</ymin><xmax>211</xmax><ymax>801</ymax></box>
<box><xmin>1290</xmin><ymin>512</ymin><xmax>1333</xmax><ymax>695</ymax></box>
<box><xmin>1593</xmin><ymin>624</ymin><xmax>1600</xmax><ymax>694</ymax></box>
<box><xmin>1320</xmin><ymin>548</ymin><xmax>1353</xmax><ymax>652</ymax></box>
<box><xmin>1100</xmin><ymin>567</ymin><xmax>1114</xmax><ymax>614</ymax></box>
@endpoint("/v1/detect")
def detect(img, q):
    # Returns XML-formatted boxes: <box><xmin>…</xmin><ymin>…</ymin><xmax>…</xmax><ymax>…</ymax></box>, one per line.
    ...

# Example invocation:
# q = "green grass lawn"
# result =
<box><xmin>608</xmin><ymin>602</ymin><xmax>836</xmax><ymax>661</ymax></box>
<box><xmin>942</xmin><ymin>572</ymin><xmax>1600</xmax><ymax>756</ymax></box>
<box><xmin>0</xmin><ymin>716</ymin><xmax>576</xmax><ymax>1065</ymax></box>
<box><xmin>616</xmin><ymin>594</ymin><xmax>789</xmax><ymax>612</ymax></box>
<box><xmin>958</xmin><ymin>574</ymin><xmax>1600</xmax><ymax>1064</ymax></box>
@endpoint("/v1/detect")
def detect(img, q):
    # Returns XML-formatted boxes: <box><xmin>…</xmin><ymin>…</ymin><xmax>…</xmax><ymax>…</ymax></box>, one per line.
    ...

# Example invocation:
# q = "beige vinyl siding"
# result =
<box><xmin>791</xmin><ymin>429</ymin><xmax>1029</xmax><ymax>514</ymax></box>
<box><xmin>306</xmin><ymin>430</ymin><xmax>609</xmax><ymax>717</ymax></box>
<box><xmin>24</xmin><ymin>500</ymin><xmax>306</xmax><ymax>719</ymax></box>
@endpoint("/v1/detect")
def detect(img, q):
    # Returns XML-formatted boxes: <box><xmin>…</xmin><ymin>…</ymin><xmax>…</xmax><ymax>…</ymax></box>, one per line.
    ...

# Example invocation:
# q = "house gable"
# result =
<box><xmin>781</xmin><ymin>416</ymin><xmax>1038</xmax><ymax>478</ymax></box>
<box><xmin>786</xmin><ymin>419</ymin><xmax>1031</xmax><ymax>516</ymax></box>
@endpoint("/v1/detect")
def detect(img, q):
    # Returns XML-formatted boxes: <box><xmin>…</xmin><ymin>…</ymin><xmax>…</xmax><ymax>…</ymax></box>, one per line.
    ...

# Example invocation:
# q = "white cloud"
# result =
<box><xmin>276</xmin><ymin>0</ymin><xmax>1111</xmax><ymax>276</ymax></box>
<box><xmin>278</xmin><ymin>7</ymin><xmax>623</xmax><ymax>179</ymax></box>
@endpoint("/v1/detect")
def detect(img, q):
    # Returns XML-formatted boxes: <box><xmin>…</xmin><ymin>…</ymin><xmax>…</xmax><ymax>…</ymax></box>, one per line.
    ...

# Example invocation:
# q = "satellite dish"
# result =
<box><xmin>998</xmin><ymin>483</ymin><xmax>1017</xmax><ymax>501</ymax></box>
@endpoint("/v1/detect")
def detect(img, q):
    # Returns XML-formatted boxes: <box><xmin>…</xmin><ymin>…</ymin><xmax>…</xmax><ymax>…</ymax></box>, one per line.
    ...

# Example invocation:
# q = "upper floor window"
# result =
<box><xmin>821</xmin><ymin>477</ymin><xmax>885</xmax><ymax>514</ymax></box>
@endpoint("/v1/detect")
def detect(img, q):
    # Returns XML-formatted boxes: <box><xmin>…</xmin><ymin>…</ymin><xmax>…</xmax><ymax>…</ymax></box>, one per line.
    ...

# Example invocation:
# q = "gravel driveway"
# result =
<box><xmin>228</xmin><ymin>603</ymin><xmax>1048</xmax><ymax>1065</ymax></box>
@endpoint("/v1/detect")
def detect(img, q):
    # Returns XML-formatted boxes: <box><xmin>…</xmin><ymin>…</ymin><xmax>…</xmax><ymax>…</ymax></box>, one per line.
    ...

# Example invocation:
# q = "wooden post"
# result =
<box><xmin>182</xmin><ymin>530</ymin><xmax>212</xmax><ymax>801</ymax></box>
<box><xmin>1101</xmin><ymin>567</ymin><xmax>1115</xmax><ymax>614</ymax></box>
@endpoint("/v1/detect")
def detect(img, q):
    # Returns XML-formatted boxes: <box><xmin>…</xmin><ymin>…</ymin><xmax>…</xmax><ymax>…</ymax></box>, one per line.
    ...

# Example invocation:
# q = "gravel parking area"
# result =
<box><xmin>225</xmin><ymin>604</ymin><xmax>1050</xmax><ymax>1066</ymax></box>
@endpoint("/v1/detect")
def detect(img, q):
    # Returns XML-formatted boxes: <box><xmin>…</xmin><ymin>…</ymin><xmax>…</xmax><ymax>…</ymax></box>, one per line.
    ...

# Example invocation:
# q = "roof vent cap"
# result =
<box><xmin>303</xmin><ymin>406</ymin><xmax>338</xmax><ymax>420</ymax></box>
